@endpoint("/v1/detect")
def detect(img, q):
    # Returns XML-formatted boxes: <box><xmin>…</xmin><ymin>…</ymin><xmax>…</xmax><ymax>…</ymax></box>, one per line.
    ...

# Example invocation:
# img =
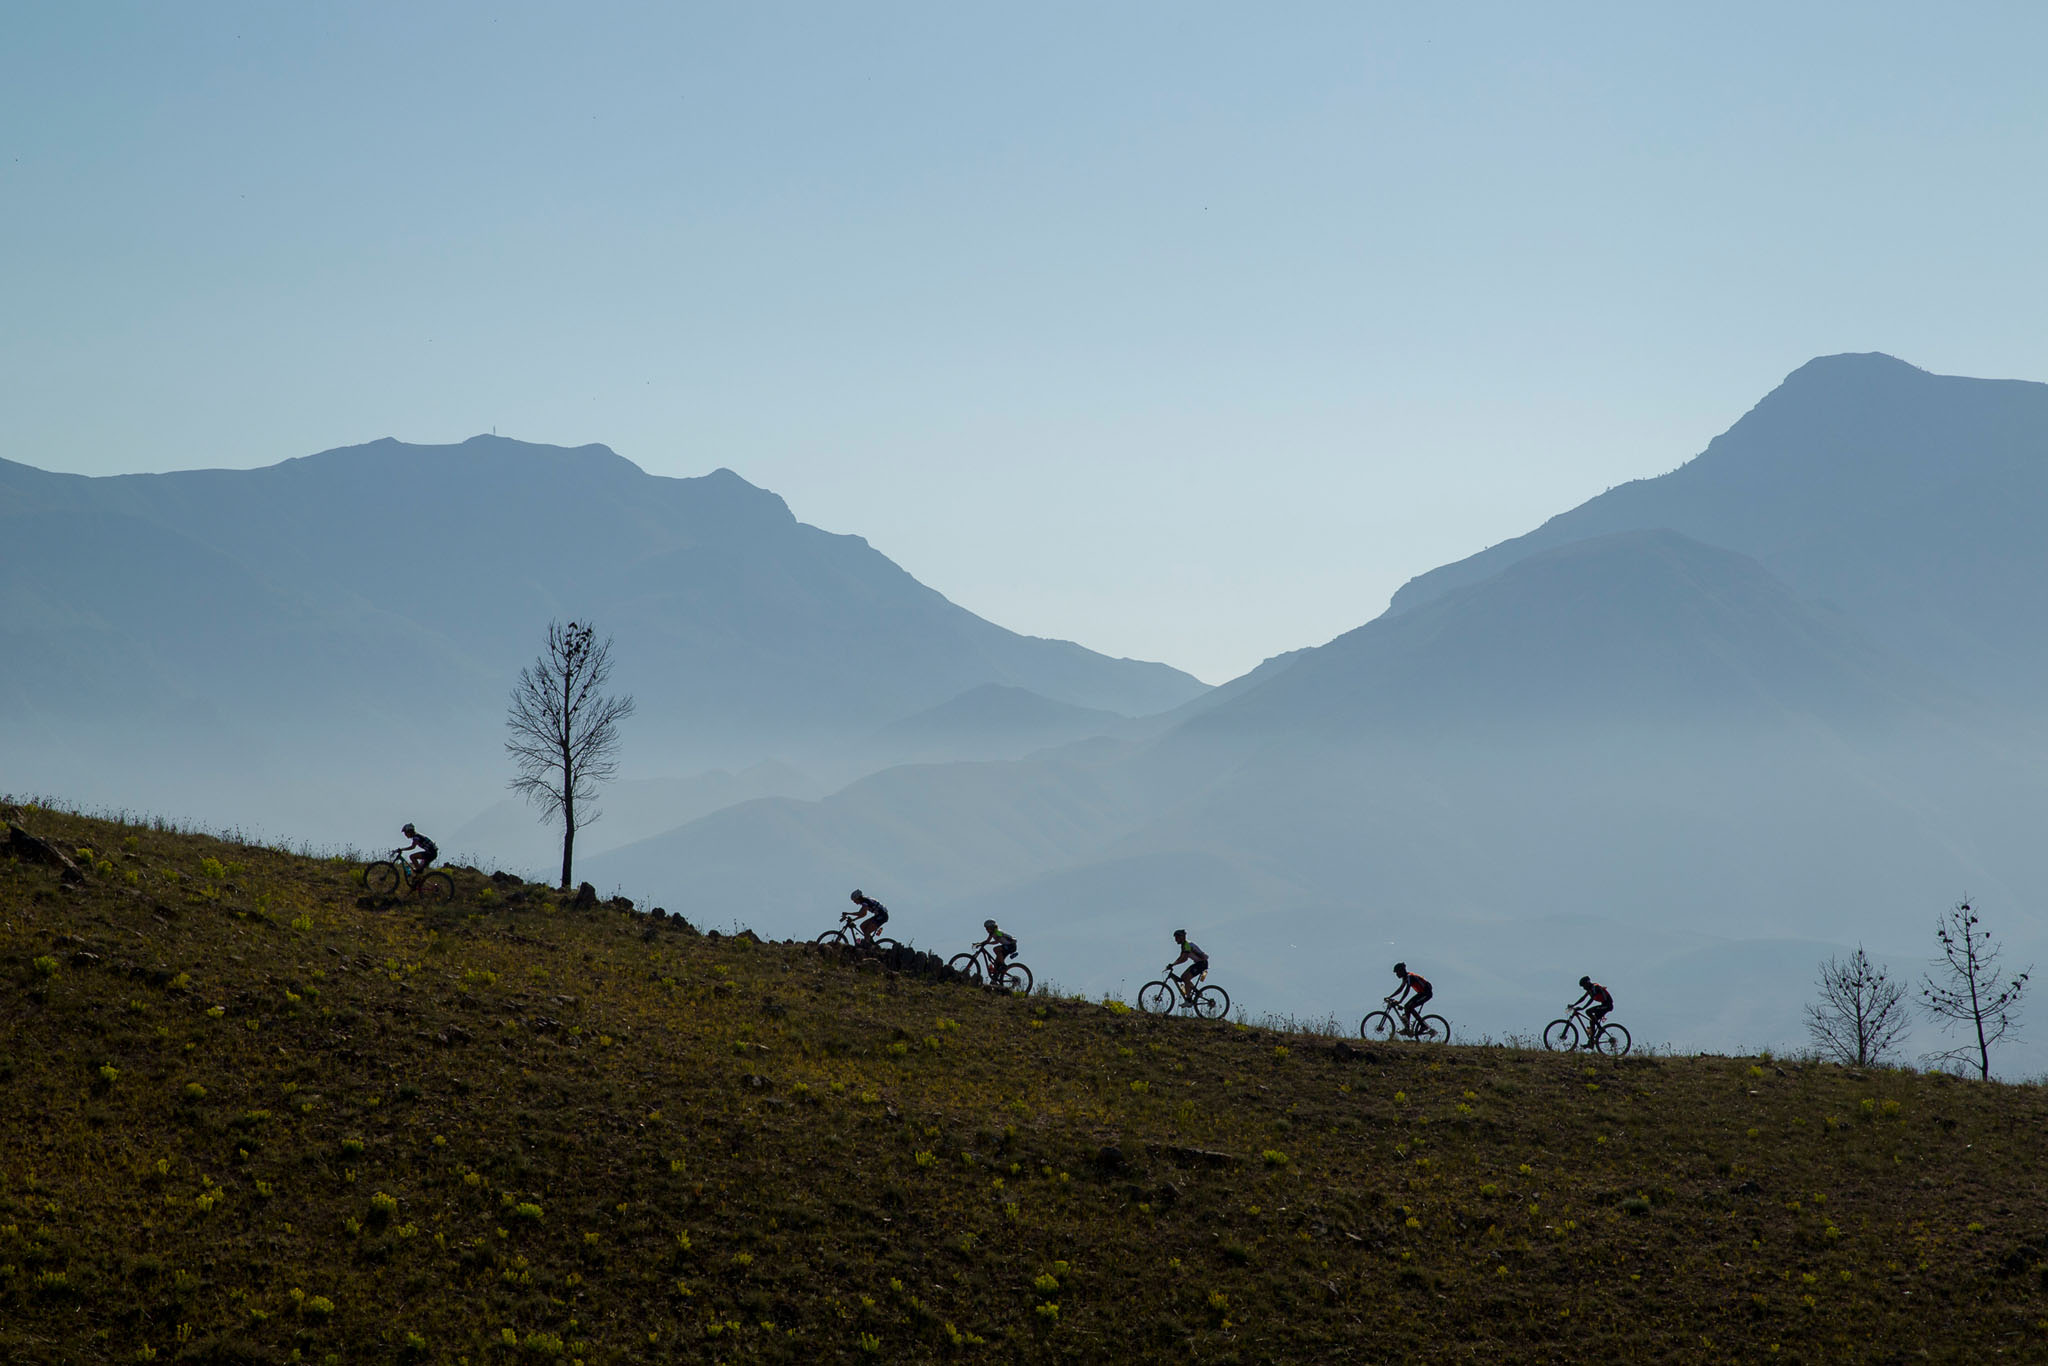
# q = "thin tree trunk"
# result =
<box><xmin>1968</xmin><ymin>944</ymin><xmax>1988</xmax><ymax>1080</ymax></box>
<box><xmin>559</xmin><ymin>664</ymin><xmax>575</xmax><ymax>888</ymax></box>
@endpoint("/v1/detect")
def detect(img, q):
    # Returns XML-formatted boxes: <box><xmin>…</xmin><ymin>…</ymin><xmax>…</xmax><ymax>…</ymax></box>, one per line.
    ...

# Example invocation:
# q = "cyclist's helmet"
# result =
<box><xmin>983</xmin><ymin>919</ymin><xmax>998</xmax><ymax>933</ymax></box>
<box><xmin>1173</xmin><ymin>928</ymin><xmax>1186</xmax><ymax>943</ymax></box>
<box><xmin>1578</xmin><ymin>975</ymin><xmax>1592</xmax><ymax>988</ymax></box>
<box><xmin>850</xmin><ymin>889</ymin><xmax>863</xmax><ymax>902</ymax></box>
<box><xmin>402</xmin><ymin>823</ymin><xmax>416</xmax><ymax>835</ymax></box>
<box><xmin>1393</xmin><ymin>961</ymin><xmax>1407</xmax><ymax>975</ymax></box>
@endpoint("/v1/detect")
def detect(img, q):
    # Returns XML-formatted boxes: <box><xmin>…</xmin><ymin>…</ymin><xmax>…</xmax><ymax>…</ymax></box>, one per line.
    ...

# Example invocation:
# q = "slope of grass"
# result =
<box><xmin>4</xmin><ymin>802</ymin><xmax>2047</xmax><ymax>1364</ymax></box>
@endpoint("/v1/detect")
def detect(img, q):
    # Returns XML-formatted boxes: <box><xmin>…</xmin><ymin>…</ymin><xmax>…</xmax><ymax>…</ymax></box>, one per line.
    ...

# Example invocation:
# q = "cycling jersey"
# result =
<box><xmin>1180</xmin><ymin>941</ymin><xmax>1206</xmax><ymax>962</ymax></box>
<box><xmin>1586</xmin><ymin>981</ymin><xmax>1612</xmax><ymax>1007</ymax></box>
<box><xmin>853</xmin><ymin>894</ymin><xmax>888</xmax><ymax>921</ymax></box>
<box><xmin>407</xmin><ymin>832</ymin><xmax>438</xmax><ymax>861</ymax></box>
<box><xmin>1402</xmin><ymin>971</ymin><xmax>1430</xmax><ymax>993</ymax></box>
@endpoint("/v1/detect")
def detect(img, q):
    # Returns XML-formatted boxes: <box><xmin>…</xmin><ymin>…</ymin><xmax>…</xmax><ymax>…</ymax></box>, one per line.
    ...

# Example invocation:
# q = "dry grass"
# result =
<box><xmin>4</xmin><ymin>801</ymin><xmax>2047</xmax><ymax>1364</ymax></box>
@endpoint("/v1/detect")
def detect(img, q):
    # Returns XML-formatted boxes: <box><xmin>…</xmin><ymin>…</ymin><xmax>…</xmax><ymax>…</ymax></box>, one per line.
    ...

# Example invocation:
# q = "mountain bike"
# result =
<box><xmin>362</xmin><ymin>850</ymin><xmax>454</xmax><ymax>903</ymax></box>
<box><xmin>1137</xmin><ymin>968</ymin><xmax>1231</xmax><ymax>1020</ymax></box>
<box><xmin>816</xmin><ymin>908</ymin><xmax>900</xmax><ymax>956</ymax></box>
<box><xmin>1543</xmin><ymin>1003</ymin><xmax>1632</xmax><ymax>1056</ymax></box>
<box><xmin>1360</xmin><ymin>995</ymin><xmax>1451</xmax><ymax>1043</ymax></box>
<box><xmin>946</xmin><ymin>942</ymin><xmax>1033</xmax><ymax>994</ymax></box>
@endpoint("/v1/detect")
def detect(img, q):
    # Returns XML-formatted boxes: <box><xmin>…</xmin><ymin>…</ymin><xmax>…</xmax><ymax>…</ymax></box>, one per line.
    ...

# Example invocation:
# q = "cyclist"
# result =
<box><xmin>400</xmin><ymin>823</ymin><xmax>438</xmax><ymax>876</ymax></box>
<box><xmin>976</xmin><ymin>918</ymin><xmax>1018</xmax><ymax>979</ymax></box>
<box><xmin>1572</xmin><ymin>975</ymin><xmax>1614</xmax><ymax>1042</ymax></box>
<box><xmin>1389</xmin><ymin>962</ymin><xmax>1433</xmax><ymax>1035</ymax></box>
<box><xmin>849</xmin><ymin>889</ymin><xmax>889</xmax><ymax>944</ymax></box>
<box><xmin>1168</xmin><ymin>929</ymin><xmax>1209</xmax><ymax>1003</ymax></box>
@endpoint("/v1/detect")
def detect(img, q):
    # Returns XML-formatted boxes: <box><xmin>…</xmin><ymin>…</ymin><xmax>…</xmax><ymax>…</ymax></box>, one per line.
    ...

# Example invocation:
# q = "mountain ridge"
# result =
<box><xmin>1</xmin><ymin>436</ymin><xmax>1207</xmax><ymax>839</ymax></box>
<box><xmin>1384</xmin><ymin>352</ymin><xmax>2048</xmax><ymax>701</ymax></box>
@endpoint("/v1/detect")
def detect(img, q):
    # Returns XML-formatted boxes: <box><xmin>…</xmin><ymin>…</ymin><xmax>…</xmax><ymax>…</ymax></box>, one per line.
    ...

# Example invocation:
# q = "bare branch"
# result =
<box><xmin>1919</xmin><ymin>898</ymin><xmax>2031</xmax><ymax>1080</ymax></box>
<box><xmin>1805</xmin><ymin>945</ymin><xmax>1909</xmax><ymax>1067</ymax></box>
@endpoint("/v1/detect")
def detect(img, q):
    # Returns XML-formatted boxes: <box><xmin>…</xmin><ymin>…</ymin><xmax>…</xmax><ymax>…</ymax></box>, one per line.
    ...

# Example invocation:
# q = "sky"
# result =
<box><xmin>6</xmin><ymin>3</ymin><xmax>2048</xmax><ymax>684</ymax></box>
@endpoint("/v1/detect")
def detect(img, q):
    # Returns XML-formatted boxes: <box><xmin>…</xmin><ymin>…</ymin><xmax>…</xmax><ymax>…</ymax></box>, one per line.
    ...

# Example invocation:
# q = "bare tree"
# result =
<box><xmin>1804</xmin><ymin>945</ymin><xmax>1908</xmax><ymax>1066</ymax></box>
<box><xmin>506</xmin><ymin>620</ymin><xmax>635</xmax><ymax>890</ymax></box>
<box><xmin>1920</xmin><ymin>899</ymin><xmax>2030</xmax><ymax>1080</ymax></box>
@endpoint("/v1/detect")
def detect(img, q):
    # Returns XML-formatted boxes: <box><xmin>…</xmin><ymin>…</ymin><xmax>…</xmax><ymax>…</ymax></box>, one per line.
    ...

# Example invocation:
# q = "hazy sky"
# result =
<box><xmin>7</xmin><ymin>4</ymin><xmax>2048</xmax><ymax>682</ymax></box>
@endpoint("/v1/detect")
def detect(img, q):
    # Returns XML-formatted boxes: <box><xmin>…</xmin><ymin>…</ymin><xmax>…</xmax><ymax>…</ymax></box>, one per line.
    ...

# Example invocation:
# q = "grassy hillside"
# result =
<box><xmin>4</xmin><ymin>803</ymin><xmax>2047</xmax><ymax>1364</ymax></box>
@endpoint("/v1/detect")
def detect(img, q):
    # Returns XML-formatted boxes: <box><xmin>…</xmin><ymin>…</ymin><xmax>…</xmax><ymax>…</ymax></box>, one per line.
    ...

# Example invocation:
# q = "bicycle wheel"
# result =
<box><xmin>1361</xmin><ymin>1011</ymin><xmax>1398</xmax><ymax>1042</ymax></box>
<box><xmin>814</xmin><ymin>929</ymin><xmax>850</xmax><ymax>950</ymax></box>
<box><xmin>417</xmin><ymin>871</ymin><xmax>454</xmax><ymax>904</ymax></box>
<box><xmin>1594</xmin><ymin>1022</ymin><xmax>1632</xmax><ymax>1057</ymax></box>
<box><xmin>1417</xmin><ymin>1014</ymin><xmax>1450</xmax><ymax>1043</ymax></box>
<box><xmin>1137</xmin><ymin>981</ymin><xmax>1176</xmax><ymax>1015</ymax></box>
<box><xmin>995</xmin><ymin>963</ymin><xmax>1033</xmax><ymax>995</ymax></box>
<box><xmin>1542</xmin><ymin>1018</ymin><xmax>1580</xmax><ymax>1052</ymax></box>
<box><xmin>363</xmin><ymin>862</ymin><xmax>401</xmax><ymax>896</ymax></box>
<box><xmin>1193</xmin><ymin>984</ymin><xmax>1230</xmax><ymax>1020</ymax></box>
<box><xmin>946</xmin><ymin>952</ymin><xmax>984</xmax><ymax>984</ymax></box>
<box><xmin>869</xmin><ymin>937</ymin><xmax>902</xmax><ymax>954</ymax></box>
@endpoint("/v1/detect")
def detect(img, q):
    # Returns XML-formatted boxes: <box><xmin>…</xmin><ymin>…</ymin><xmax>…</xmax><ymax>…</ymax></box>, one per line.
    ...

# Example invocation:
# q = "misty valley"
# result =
<box><xmin>7</xmin><ymin>352</ymin><xmax>2046</xmax><ymax>1074</ymax></box>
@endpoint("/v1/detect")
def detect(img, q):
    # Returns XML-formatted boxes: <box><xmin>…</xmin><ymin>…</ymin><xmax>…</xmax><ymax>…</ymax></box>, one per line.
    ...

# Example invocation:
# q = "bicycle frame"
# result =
<box><xmin>961</xmin><ymin>943</ymin><xmax>1005</xmax><ymax>975</ymax></box>
<box><xmin>1384</xmin><ymin>994</ymin><xmax>1429</xmax><ymax>1034</ymax></box>
<box><xmin>389</xmin><ymin>849</ymin><xmax>426</xmax><ymax>889</ymax></box>
<box><xmin>837</xmin><ymin>909</ymin><xmax>883</xmax><ymax>944</ymax></box>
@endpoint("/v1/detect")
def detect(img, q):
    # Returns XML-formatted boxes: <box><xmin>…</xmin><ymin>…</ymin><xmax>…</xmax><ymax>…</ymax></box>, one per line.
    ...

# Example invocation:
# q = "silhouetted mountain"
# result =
<box><xmin>1182</xmin><ymin>529</ymin><xmax>1942</xmax><ymax>737</ymax></box>
<box><xmin>1389</xmin><ymin>353</ymin><xmax>2048</xmax><ymax>703</ymax></box>
<box><xmin>588</xmin><ymin>359</ymin><xmax>2048</xmax><ymax>1065</ymax></box>
<box><xmin>0</xmin><ymin>437</ymin><xmax>1205</xmax><ymax>837</ymax></box>
<box><xmin>596</xmin><ymin>527</ymin><xmax>1993</xmax><ymax>921</ymax></box>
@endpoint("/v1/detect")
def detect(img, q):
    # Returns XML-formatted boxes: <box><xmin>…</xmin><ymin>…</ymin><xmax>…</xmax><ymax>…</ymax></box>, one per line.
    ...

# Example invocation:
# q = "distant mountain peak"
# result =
<box><xmin>1382</xmin><ymin>352</ymin><xmax>2048</xmax><ymax>702</ymax></box>
<box><xmin>1781</xmin><ymin>350</ymin><xmax>1926</xmax><ymax>380</ymax></box>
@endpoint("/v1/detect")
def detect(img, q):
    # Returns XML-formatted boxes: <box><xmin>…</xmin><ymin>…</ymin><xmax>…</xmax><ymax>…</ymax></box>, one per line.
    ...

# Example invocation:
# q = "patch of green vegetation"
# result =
<box><xmin>3</xmin><ymin>802</ymin><xmax>2048</xmax><ymax>1360</ymax></box>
